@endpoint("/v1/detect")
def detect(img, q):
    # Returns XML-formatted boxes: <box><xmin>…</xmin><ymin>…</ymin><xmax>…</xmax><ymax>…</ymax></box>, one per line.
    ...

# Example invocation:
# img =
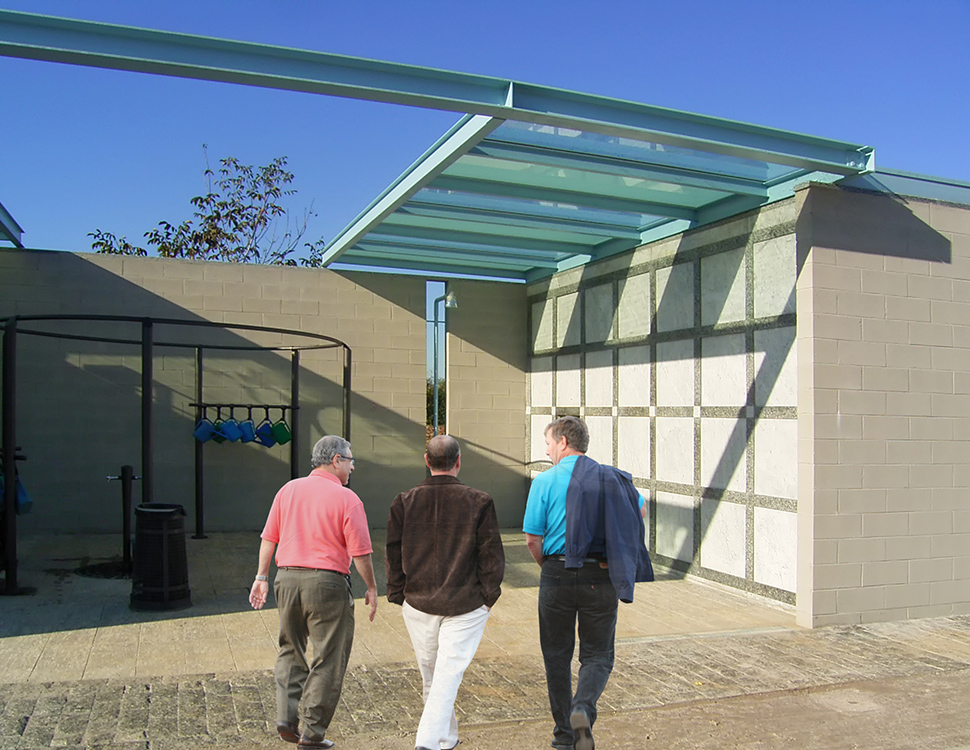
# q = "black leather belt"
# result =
<box><xmin>545</xmin><ymin>555</ymin><xmax>607</xmax><ymax>563</ymax></box>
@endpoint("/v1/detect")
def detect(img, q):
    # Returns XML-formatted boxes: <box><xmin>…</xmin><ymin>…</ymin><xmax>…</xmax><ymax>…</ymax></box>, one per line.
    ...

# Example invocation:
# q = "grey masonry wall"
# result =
<box><xmin>795</xmin><ymin>182</ymin><xmax>970</xmax><ymax>626</ymax></box>
<box><xmin>0</xmin><ymin>251</ymin><xmax>431</xmax><ymax>533</ymax></box>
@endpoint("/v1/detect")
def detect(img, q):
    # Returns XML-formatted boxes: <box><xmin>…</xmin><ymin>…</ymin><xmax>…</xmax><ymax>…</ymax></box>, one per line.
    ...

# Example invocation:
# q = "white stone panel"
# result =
<box><xmin>618</xmin><ymin>272</ymin><xmax>651</xmax><ymax>338</ymax></box>
<box><xmin>753</xmin><ymin>419</ymin><xmax>798</xmax><ymax>499</ymax></box>
<box><xmin>585</xmin><ymin>283</ymin><xmax>615</xmax><ymax>343</ymax></box>
<box><xmin>701</xmin><ymin>248</ymin><xmax>746</xmax><ymax>326</ymax></box>
<box><xmin>556</xmin><ymin>292</ymin><xmax>580</xmax><ymax>348</ymax></box>
<box><xmin>655</xmin><ymin>262</ymin><xmax>695</xmax><ymax>332</ymax></box>
<box><xmin>754</xmin><ymin>327</ymin><xmax>797</xmax><ymax>407</ymax></box>
<box><xmin>753</xmin><ymin>234</ymin><xmax>796</xmax><ymax>318</ymax></box>
<box><xmin>532</xmin><ymin>299</ymin><xmax>553</xmax><ymax>352</ymax></box>
<box><xmin>584</xmin><ymin>349</ymin><xmax>613</xmax><ymax>407</ymax></box>
<box><xmin>586</xmin><ymin>416</ymin><xmax>614</xmax><ymax>465</ymax></box>
<box><xmin>701</xmin><ymin>418</ymin><xmax>747</xmax><ymax>492</ymax></box>
<box><xmin>618</xmin><ymin>416</ymin><xmax>650</xmax><ymax>478</ymax></box>
<box><xmin>618</xmin><ymin>346</ymin><xmax>650</xmax><ymax>407</ymax></box>
<box><xmin>531</xmin><ymin>414</ymin><xmax>550</xmax><ymax>462</ymax></box>
<box><xmin>655</xmin><ymin>491</ymin><xmax>694</xmax><ymax>562</ymax></box>
<box><xmin>656</xmin><ymin>340</ymin><xmax>694</xmax><ymax>407</ymax></box>
<box><xmin>656</xmin><ymin>417</ymin><xmax>694</xmax><ymax>486</ymax></box>
<box><xmin>700</xmin><ymin>499</ymin><xmax>746</xmax><ymax>578</ymax></box>
<box><xmin>701</xmin><ymin>334</ymin><xmax>747</xmax><ymax>407</ymax></box>
<box><xmin>531</xmin><ymin>356</ymin><xmax>553</xmax><ymax>408</ymax></box>
<box><xmin>754</xmin><ymin>507</ymin><xmax>797</xmax><ymax>592</ymax></box>
<box><xmin>556</xmin><ymin>354</ymin><xmax>581</xmax><ymax>408</ymax></box>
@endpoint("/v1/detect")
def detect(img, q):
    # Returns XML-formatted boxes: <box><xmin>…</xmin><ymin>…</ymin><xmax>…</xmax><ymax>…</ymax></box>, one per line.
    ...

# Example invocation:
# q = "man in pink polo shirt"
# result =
<box><xmin>250</xmin><ymin>435</ymin><xmax>378</xmax><ymax>750</ymax></box>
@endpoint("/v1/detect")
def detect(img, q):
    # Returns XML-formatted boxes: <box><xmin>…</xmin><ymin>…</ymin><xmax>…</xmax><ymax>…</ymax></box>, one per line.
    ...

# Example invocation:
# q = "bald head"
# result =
<box><xmin>426</xmin><ymin>434</ymin><xmax>461</xmax><ymax>474</ymax></box>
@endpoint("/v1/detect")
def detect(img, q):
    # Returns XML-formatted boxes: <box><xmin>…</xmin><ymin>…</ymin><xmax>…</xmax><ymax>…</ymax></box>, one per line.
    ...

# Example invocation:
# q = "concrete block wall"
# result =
<box><xmin>0</xmin><ymin>251</ymin><xmax>428</xmax><ymax>533</ymax></box>
<box><xmin>795</xmin><ymin>182</ymin><xmax>970</xmax><ymax>626</ymax></box>
<box><xmin>446</xmin><ymin>280</ymin><xmax>529</xmax><ymax>526</ymax></box>
<box><xmin>527</xmin><ymin>200</ymin><xmax>800</xmax><ymax>603</ymax></box>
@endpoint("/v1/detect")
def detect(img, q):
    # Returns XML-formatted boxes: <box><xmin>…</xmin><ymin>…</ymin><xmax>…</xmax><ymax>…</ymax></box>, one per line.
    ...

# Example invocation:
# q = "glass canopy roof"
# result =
<box><xmin>324</xmin><ymin>117</ymin><xmax>871</xmax><ymax>282</ymax></box>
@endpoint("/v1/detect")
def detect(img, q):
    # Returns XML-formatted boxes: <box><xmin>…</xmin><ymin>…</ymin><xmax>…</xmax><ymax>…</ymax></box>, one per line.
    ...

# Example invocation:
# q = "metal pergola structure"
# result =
<box><xmin>0</xmin><ymin>9</ymin><xmax>875</xmax><ymax>281</ymax></box>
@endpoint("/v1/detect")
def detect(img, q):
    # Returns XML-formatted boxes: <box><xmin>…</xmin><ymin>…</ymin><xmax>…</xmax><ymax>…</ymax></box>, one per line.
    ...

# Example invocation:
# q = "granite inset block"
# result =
<box><xmin>657</xmin><ymin>340</ymin><xmax>695</xmax><ymax>407</ymax></box>
<box><xmin>584</xmin><ymin>349</ymin><xmax>613</xmax><ymax>407</ymax></box>
<box><xmin>754</xmin><ymin>507</ymin><xmax>797</xmax><ymax>592</ymax></box>
<box><xmin>556</xmin><ymin>354</ymin><xmax>581</xmax><ymax>407</ymax></box>
<box><xmin>701</xmin><ymin>418</ymin><xmax>747</xmax><ymax>492</ymax></box>
<box><xmin>656</xmin><ymin>417</ymin><xmax>694</xmax><ymax>486</ymax></box>
<box><xmin>701</xmin><ymin>334</ymin><xmax>747</xmax><ymax>407</ymax></box>
<box><xmin>584</xmin><ymin>283</ymin><xmax>615</xmax><ymax>343</ymax></box>
<box><xmin>531</xmin><ymin>299</ymin><xmax>553</xmax><ymax>351</ymax></box>
<box><xmin>656</xmin><ymin>261</ymin><xmax>695</xmax><ymax>332</ymax></box>
<box><xmin>700</xmin><ymin>498</ymin><xmax>747</xmax><ymax>578</ymax></box>
<box><xmin>618</xmin><ymin>272</ymin><xmax>651</xmax><ymax>338</ymax></box>
<box><xmin>754</xmin><ymin>419</ymin><xmax>798</xmax><ymax>499</ymax></box>
<box><xmin>701</xmin><ymin>248</ymin><xmax>746</xmax><ymax>326</ymax></box>
<box><xmin>754</xmin><ymin>327</ymin><xmax>797</xmax><ymax>407</ymax></box>
<box><xmin>618</xmin><ymin>416</ymin><xmax>650</xmax><ymax>478</ymax></box>
<box><xmin>655</xmin><ymin>491</ymin><xmax>695</xmax><ymax>562</ymax></box>
<box><xmin>618</xmin><ymin>345</ymin><xmax>650</xmax><ymax>407</ymax></box>
<box><xmin>753</xmin><ymin>234</ymin><xmax>796</xmax><ymax>318</ymax></box>
<box><xmin>531</xmin><ymin>357</ymin><xmax>553</xmax><ymax>408</ymax></box>
<box><xmin>556</xmin><ymin>292</ymin><xmax>581</xmax><ymax>348</ymax></box>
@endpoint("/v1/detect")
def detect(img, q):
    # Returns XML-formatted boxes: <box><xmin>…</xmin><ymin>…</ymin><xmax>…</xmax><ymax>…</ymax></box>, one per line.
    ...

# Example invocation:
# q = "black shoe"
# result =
<box><xmin>570</xmin><ymin>710</ymin><xmax>594</xmax><ymax>750</ymax></box>
<box><xmin>297</xmin><ymin>736</ymin><xmax>334</xmax><ymax>749</ymax></box>
<box><xmin>276</xmin><ymin>721</ymin><xmax>299</xmax><ymax>744</ymax></box>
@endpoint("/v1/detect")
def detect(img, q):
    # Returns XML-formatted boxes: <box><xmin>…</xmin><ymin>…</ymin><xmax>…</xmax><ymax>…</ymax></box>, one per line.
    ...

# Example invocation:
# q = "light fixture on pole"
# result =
<box><xmin>432</xmin><ymin>290</ymin><xmax>458</xmax><ymax>437</ymax></box>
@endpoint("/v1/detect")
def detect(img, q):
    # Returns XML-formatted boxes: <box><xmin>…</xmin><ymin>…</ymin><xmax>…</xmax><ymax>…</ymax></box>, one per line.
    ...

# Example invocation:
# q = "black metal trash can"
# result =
<box><xmin>130</xmin><ymin>503</ymin><xmax>192</xmax><ymax>611</ymax></box>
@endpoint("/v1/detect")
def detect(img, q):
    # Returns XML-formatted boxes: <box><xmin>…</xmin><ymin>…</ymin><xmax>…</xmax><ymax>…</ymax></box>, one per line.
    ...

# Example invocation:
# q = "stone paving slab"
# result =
<box><xmin>2</xmin><ymin>615</ymin><xmax>969</xmax><ymax>749</ymax></box>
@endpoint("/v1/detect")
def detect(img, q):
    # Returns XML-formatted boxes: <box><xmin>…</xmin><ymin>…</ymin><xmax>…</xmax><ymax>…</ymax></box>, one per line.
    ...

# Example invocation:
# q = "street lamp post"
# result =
<box><xmin>432</xmin><ymin>290</ymin><xmax>458</xmax><ymax>437</ymax></box>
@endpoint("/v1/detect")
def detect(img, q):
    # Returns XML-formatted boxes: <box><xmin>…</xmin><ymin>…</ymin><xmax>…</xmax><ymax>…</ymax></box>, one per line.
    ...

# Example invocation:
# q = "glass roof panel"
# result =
<box><xmin>383</xmin><ymin>210</ymin><xmax>607</xmax><ymax>247</ymax></box>
<box><xmin>444</xmin><ymin>153</ymin><xmax>727</xmax><ymax>209</ymax></box>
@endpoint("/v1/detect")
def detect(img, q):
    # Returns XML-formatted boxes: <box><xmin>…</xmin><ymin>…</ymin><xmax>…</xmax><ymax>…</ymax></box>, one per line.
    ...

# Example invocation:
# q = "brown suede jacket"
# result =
<box><xmin>385</xmin><ymin>475</ymin><xmax>505</xmax><ymax>616</ymax></box>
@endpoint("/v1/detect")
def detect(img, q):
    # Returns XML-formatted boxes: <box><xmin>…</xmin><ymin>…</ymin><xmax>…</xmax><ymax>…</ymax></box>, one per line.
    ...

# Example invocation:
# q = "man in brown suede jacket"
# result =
<box><xmin>386</xmin><ymin>435</ymin><xmax>505</xmax><ymax>750</ymax></box>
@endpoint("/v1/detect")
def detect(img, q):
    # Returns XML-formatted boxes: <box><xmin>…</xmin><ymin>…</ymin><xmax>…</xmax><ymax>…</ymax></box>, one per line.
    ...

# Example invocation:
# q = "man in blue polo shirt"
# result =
<box><xmin>524</xmin><ymin>416</ymin><xmax>651</xmax><ymax>750</ymax></box>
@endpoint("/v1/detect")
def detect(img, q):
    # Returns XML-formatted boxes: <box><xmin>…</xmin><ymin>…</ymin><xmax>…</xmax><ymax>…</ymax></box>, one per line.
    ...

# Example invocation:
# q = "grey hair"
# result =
<box><xmin>311</xmin><ymin>435</ymin><xmax>351</xmax><ymax>469</ymax></box>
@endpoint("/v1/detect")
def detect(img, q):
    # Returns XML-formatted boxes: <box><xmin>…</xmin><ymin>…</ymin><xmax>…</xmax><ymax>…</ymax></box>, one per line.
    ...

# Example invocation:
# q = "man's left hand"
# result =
<box><xmin>249</xmin><ymin>580</ymin><xmax>268</xmax><ymax>610</ymax></box>
<box><xmin>364</xmin><ymin>587</ymin><xmax>378</xmax><ymax>621</ymax></box>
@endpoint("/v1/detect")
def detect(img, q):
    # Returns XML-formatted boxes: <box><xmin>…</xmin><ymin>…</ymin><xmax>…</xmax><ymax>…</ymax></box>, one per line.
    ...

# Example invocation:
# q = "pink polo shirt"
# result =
<box><xmin>261</xmin><ymin>468</ymin><xmax>373</xmax><ymax>574</ymax></box>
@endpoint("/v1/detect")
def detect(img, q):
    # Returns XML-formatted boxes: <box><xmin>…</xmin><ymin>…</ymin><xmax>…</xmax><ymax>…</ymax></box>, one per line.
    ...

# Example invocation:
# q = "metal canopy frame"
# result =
<box><xmin>0</xmin><ymin>9</ymin><xmax>875</xmax><ymax>279</ymax></box>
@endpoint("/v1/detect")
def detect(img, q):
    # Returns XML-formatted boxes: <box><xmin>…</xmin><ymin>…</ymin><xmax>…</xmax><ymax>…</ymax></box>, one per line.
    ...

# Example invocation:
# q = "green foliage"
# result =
<box><xmin>90</xmin><ymin>149</ymin><xmax>325</xmax><ymax>266</ymax></box>
<box><xmin>426</xmin><ymin>377</ymin><xmax>446</xmax><ymax>429</ymax></box>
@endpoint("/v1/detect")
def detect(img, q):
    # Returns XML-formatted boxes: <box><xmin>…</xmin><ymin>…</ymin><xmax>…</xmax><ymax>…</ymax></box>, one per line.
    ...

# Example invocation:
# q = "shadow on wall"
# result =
<box><xmin>0</xmin><ymin>251</ymin><xmax>435</xmax><ymax>539</ymax></box>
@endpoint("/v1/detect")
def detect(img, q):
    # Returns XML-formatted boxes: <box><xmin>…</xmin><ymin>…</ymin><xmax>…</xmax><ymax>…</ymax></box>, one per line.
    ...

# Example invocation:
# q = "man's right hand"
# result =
<box><xmin>249</xmin><ymin>579</ymin><xmax>268</xmax><ymax>610</ymax></box>
<box><xmin>365</xmin><ymin>586</ymin><xmax>378</xmax><ymax>621</ymax></box>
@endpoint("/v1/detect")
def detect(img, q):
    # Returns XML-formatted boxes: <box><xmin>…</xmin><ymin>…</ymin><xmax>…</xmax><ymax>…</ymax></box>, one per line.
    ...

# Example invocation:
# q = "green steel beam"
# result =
<box><xmin>332</xmin><ymin>254</ymin><xmax>528</xmax><ymax>281</ymax></box>
<box><xmin>430</xmin><ymin>175</ymin><xmax>697</xmax><ymax>220</ymax></box>
<box><xmin>400</xmin><ymin>200</ymin><xmax>643</xmax><ymax>241</ymax></box>
<box><xmin>469</xmin><ymin>140</ymin><xmax>770</xmax><ymax>198</ymax></box>
<box><xmin>0</xmin><ymin>200</ymin><xmax>24</xmax><ymax>247</ymax></box>
<box><xmin>321</xmin><ymin>114</ymin><xmax>503</xmax><ymax>264</ymax></box>
<box><xmin>349</xmin><ymin>242</ymin><xmax>557</xmax><ymax>271</ymax></box>
<box><xmin>357</xmin><ymin>237</ymin><xmax>564</xmax><ymax>264</ymax></box>
<box><xmin>0</xmin><ymin>10</ymin><xmax>874</xmax><ymax>173</ymax></box>
<box><xmin>363</xmin><ymin>227</ymin><xmax>584</xmax><ymax>258</ymax></box>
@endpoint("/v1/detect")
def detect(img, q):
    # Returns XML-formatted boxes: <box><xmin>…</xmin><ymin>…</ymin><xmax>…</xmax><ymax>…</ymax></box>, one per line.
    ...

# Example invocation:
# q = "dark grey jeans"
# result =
<box><xmin>274</xmin><ymin>567</ymin><xmax>355</xmax><ymax>740</ymax></box>
<box><xmin>538</xmin><ymin>559</ymin><xmax>618</xmax><ymax>749</ymax></box>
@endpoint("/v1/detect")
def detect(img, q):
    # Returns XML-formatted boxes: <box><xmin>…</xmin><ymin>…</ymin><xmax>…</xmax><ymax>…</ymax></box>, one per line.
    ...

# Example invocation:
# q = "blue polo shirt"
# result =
<box><xmin>522</xmin><ymin>455</ymin><xmax>579</xmax><ymax>556</ymax></box>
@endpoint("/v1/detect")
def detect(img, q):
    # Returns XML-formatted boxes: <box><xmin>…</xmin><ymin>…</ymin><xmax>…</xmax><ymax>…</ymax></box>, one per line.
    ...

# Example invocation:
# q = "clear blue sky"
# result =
<box><xmin>2</xmin><ymin>0</ymin><xmax>968</xmax><ymax>256</ymax></box>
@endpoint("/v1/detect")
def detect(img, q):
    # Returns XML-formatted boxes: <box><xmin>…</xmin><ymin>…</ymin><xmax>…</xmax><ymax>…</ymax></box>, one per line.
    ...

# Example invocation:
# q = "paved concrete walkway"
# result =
<box><xmin>2</xmin><ymin>532</ymin><xmax>969</xmax><ymax>749</ymax></box>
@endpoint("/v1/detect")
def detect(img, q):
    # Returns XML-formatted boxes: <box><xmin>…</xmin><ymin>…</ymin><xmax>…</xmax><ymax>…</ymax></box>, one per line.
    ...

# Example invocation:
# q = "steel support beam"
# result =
<box><xmin>0</xmin><ymin>10</ymin><xmax>874</xmax><ymax>173</ymax></box>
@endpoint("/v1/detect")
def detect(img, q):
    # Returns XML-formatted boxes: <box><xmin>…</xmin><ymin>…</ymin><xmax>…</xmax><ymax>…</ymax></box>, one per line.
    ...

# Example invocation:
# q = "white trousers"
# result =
<box><xmin>402</xmin><ymin>600</ymin><xmax>491</xmax><ymax>750</ymax></box>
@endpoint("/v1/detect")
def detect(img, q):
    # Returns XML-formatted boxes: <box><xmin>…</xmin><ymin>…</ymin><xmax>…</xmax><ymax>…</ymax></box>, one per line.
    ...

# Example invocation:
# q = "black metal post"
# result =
<box><xmin>120</xmin><ymin>464</ymin><xmax>134</xmax><ymax>575</ymax></box>
<box><xmin>291</xmin><ymin>350</ymin><xmax>300</xmax><ymax>480</ymax></box>
<box><xmin>342</xmin><ymin>346</ymin><xmax>352</xmax><ymax>441</ymax></box>
<box><xmin>2</xmin><ymin>318</ymin><xmax>17</xmax><ymax>593</ymax></box>
<box><xmin>141</xmin><ymin>319</ymin><xmax>153</xmax><ymax>506</ymax></box>
<box><xmin>193</xmin><ymin>347</ymin><xmax>206</xmax><ymax>538</ymax></box>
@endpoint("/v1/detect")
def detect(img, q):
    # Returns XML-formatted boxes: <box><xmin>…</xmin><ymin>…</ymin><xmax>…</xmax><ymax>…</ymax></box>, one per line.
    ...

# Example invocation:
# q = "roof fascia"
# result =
<box><xmin>320</xmin><ymin>114</ymin><xmax>504</xmax><ymax>264</ymax></box>
<box><xmin>0</xmin><ymin>10</ymin><xmax>874</xmax><ymax>173</ymax></box>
